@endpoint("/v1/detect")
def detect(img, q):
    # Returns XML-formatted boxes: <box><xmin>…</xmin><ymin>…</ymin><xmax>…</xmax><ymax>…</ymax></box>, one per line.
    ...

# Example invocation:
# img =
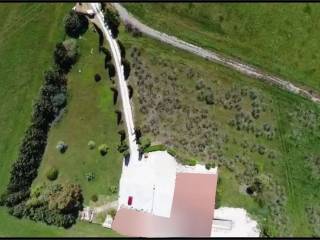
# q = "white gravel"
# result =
<box><xmin>211</xmin><ymin>207</ymin><xmax>260</xmax><ymax>237</ymax></box>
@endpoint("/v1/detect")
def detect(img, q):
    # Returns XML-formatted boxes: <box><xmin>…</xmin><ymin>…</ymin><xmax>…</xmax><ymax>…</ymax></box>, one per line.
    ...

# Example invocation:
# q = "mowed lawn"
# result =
<box><xmin>124</xmin><ymin>3</ymin><xmax>320</xmax><ymax>92</ymax></box>
<box><xmin>119</xmin><ymin>27</ymin><xmax>320</xmax><ymax>236</ymax></box>
<box><xmin>33</xmin><ymin>28</ymin><xmax>123</xmax><ymax>205</ymax></box>
<box><xmin>0</xmin><ymin>3</ymin><xmax>121</xmax><ymax>236</ymax></box>
<box><xmin>0</xmin><ymin>208</ymin><xmax>120</xmax><ymax>237</ymax></box>
<box><xmin>0</xmin><ymin>2</ymin><xmax>70</xmax><ymax>198</ymax></box>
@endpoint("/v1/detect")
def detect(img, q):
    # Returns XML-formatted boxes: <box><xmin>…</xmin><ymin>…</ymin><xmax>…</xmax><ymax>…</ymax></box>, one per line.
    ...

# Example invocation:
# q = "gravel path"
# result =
<box><xmin>112</xmin><ymin>3</ymin><xmax>320</xmax><ymax>104</ymax></box>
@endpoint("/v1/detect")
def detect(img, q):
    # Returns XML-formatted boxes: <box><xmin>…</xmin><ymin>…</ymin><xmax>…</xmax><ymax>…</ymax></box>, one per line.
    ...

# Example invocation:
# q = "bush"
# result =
<box><xmin>64</xmin><ymin>10</ymin><xmax>88</xmax><ymax>38</ymax></box>
<box><xmin>56</xmin><ymin>141</ymin><xmax>68</xmax><ymax>153</ymax></box>
<box><xmin>101</xmin><ymin>47</ymin><xmax>112</xmax><ymax>63</ymax></box>
<box><xmin>144</xmin><ymin>144</ymin><xmax>166</xmax><ymax>153</ymax></box>
<box><xmin>185</xmin><ymin>158</ymin><xmax>197</xmax><ymax>166</ymax></box>
<box><xmin>106</xmin><ymin>63</ymin><xmax>116</xmax><ymax>78</ymax></box>
<box><xmin>118</xmin><ymin>141</ymin><xmax>129</xmax><ymax>153</ymax></box>
<box><xmin>122</xmin><ymin>59</ymin><xmax>131</xmax><ymax>80</ymax></box>
<box><xmin>205</xmin><ymin>163</ymin><xmax>211</xmax><ymax>170</ymax></box>
<box><xmin>108</xmin><ymin>185</ymin><xmax>118</xmax><ymax>194</ymax></box>
<box><xmin>94</xmin><ymin>74</ymin><xmax>101</xmax><ymax>82</ymax></box>
<box><xmin>85</xmin><ymin>172</ymin><xmax>95</xmax><ymax>182</ymax></box>
<box><xmin>46</xmin><ymin>167</ymin><xmax>59</xmax><ymax>181</ymax></box>
<box><xmin>88</xmin><ymin>140</ymin><xmax>96</xmax><ymax>149</ymax></box>
<box><xmin>108</xmin><ymin>208</ymin><xmax>117</xmax><ymax>219</ymax></box>
<box><xmin>99</xmin><ymin>144</ymin><xmax>109</xmax><ymax>156</ymax></box>
<box><xmin>117</xmin><ymin>40</ymin><xmax>126</xmax><ymax>58</ymax></box>
<box><xmin>91</xmin><ymin>194</ymin><xmax>98</xmax><ymax>202</ymax></box>
<box><xmin>138</xmin><ymin>136</ymin><xmax>151</xmax><ymax>153</ymax></box>
<box><xmin>167</xmin><ymin>148</ymin><xmax>177</xmax><ymax>157</ymax></box>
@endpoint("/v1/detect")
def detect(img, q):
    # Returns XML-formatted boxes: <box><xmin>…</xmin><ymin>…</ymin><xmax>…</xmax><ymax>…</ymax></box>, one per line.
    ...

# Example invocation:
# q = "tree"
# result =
<box><xmin>106</xmin><ymin>63</ymin><xmax>116</xmax><ymax>78</ymax></box>
<box><xmin>101</xmin><ymin>47</ymin><xmax>112</xmax><ymax>62</ymax></box>
<box><xmin>117</xmin><ymin>40</ymin><xmax>126</xmax><ymax>58</ymax></box>
<box><xmin>48</xmin><ymin>183</ymin><xmax>83</xmax><ymax>214</ymax></box>
<box><xmin>122</xmin><ymin>59</ymin><xmax>131</xmax><ymax>80</ymax></box>
<box><xmin>128</xmin><ymin>85</ymin><xmax>133</xmax><ymax>99</ymax></box>
<box><xmin>64</xmin><ymin>10</ymin><xmax>88</xmax><ymax>38</ymax></box>
<box><xmin>104</xmin><ymin>6</ymin><xmax>120</xmax><ymax>38</ymax></box>
<box><xmin>54</xmin><ymin>40</ymin><xmax>79</xmax><ymax>72</ymax></box>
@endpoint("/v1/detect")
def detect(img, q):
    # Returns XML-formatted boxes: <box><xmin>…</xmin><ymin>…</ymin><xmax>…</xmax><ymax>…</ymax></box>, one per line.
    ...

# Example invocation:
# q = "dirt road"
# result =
<box><xmin>112</xmin><ymin>3</ymin><xmax>320</xmax><ymax>104</ymax></box>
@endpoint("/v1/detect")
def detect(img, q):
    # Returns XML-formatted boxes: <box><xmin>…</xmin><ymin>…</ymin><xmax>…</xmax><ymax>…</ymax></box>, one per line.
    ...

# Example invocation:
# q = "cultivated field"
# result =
<box><xmin>124</xmin><ymin>3</ymin><xmax>320</xmax><ymax>92</ymax></box>
<box><xmin>119</xmin><ymin>27</ymin><xmax>320</xmax><ymax>237</ymax></box>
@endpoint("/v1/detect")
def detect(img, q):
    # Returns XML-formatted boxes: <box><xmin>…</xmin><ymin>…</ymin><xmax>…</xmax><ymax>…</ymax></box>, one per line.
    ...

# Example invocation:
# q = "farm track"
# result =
<box><xmin>112</xmin><ymin>3</ymin><xmax>320</xmax><ymax>105</ymax></box>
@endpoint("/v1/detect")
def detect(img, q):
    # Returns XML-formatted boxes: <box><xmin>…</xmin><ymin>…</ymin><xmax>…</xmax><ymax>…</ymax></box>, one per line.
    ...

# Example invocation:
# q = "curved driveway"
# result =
<box><xmin>112</xmin><ymin>3</ymin><xmax>320</xmax><ymax>104</ymax></box>
<box><xmin>89</xmin><ymin>3</ymin><xmax>140</xmax><ymax>164</ymax></box>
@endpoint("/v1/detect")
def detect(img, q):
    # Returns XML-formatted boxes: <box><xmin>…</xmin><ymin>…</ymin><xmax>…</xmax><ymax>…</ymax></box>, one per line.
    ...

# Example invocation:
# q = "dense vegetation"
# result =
<box><xmin>119</xmin><ymin>26</ymin><xmax>320</xmax><ymax>237</ymax></box>
<box><xmin>124</xmin><ymin>3</ymin><xmax>320</xmax><ymax>93</ymax></box>
<box><xmin>0</xmin><ymin>10</ymin><xmax>87</xmax><ymax>228</ymax></box>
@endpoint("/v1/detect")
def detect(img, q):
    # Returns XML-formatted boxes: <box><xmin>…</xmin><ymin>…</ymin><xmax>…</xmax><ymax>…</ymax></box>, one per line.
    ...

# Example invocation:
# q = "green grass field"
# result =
<box><xmin>0</xmin><ymin>208</ymin><xmax>120</xmax><ymax>237</ymax></box>
<box><xmin>0</xmin><ymin>2</ymin><xmax>70</xmax><ymax>197</ymax></box>
<box><xmin>33</xmin><ymin>27</ymin><xmax>123</xmax><ymax>205</ymax></box>
<box><xmin>0</xmin><ymin>4</ymin><xmax>121</xmax><ymax>236</ymax></box>
<box><xmin>119</xmin><ymin>27</ymin><xmax>320</xmax><ymax>236</ymax></box>
<box><xmin>124</xmin><ymin>3</ymin><xmax>320</xmax><ymax>92</ymax></box>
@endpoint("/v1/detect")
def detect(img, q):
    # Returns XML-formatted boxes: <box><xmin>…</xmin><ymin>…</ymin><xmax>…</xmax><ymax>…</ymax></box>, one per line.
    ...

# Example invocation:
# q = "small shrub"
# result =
<box><xmin>91</xmin><ymin>194</ymin><xmax>98</xmax><ymax>202</ymax></box>
<box><xmin>138</xmin><ymin>136</ymin><xmax>151</xmax><ymax>153</ymax></box>
<box><xmin>185</xmin><ymin>158</ymin><xmax>197</xmax><ymax>166</ymax></box>
<box><xmin>46</xmin><ymin>167</ymin><xmax>59</xmax><ymax>181</ymax></box>
<box><xmin>205</xmin><ymin>163</ymin><xmax>211</xmax><ymax>170</ymax></box>
<box><xmin>56</xmin><ymin>141</ymin><xmax>68</xmax><ymax>153</ymax></box>
<box><xmin>85</xmin><ymin>172</ymin><xmax>95</xmax><ymax>182</ymax></box>
<box><xmin>108</xmin><ymin>185</ymin><xmax>118</xmax><ymax>194</ymax></box>
<box><xmin>118</xmin><ymin>141</ymin><xmax>129</xmax><ymax>153</ymax></box>
<box><xmin>94</xmin><ymin>74</ymin><xmax>101</xmax><ymax>82</ymax></box>
<box><xmin>99</xmin><ymin>144</ymin><xmax>109</xmax><ymax>156</ymax></box>
<box><xmin>108</xmin><ymin>208</ymin><xmax>117</xmax><ymax>219</ymax></box>
<box><xmin>87</xmin><ymin>140</ymin><xmax>96</xmax><ymax>150</ymax></box>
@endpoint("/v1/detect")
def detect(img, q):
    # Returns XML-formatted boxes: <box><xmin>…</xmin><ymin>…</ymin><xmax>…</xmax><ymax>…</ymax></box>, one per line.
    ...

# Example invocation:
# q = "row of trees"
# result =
<box><xmin>0</xmin><ymin>10</ymin><xmax>86</xmax><ymax>228</ymax></box>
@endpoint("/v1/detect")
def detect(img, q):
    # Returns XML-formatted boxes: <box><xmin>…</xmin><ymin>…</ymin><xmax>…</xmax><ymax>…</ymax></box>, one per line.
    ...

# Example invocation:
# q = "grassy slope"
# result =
<box><xmin>33</xmin><ymin>27</ymin><xmax>123</xmax><ymax>205</ymax></box>
<box><xmin>0</xmin><ymin>2</ymin><xmax>69</xmax><ymax>196</ymax></box>
<box><xmin>0</xmin><ymin>4</ymin><xmax>120</xmax><ymax>236</ymax></box>
<box><xmin>123</xmin><ymin>3</ymin><xmax>320</xmax><ymax>92</ymax></box>
<box><xmin>119</xmin><ymin>27</ymin><xmax>320</xmax><ymax>236</ymax></box>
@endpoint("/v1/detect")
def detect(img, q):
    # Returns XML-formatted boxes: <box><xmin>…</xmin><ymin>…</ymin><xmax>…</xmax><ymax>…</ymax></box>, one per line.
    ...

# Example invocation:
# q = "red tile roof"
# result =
<box><xmin>112</xmin><ymin>172</ymin><xmax>218</xmax><ymax>237</ymax></box>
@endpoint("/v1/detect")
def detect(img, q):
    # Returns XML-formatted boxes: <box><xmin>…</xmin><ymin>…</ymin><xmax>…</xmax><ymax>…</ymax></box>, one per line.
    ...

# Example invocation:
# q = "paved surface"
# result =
<box><xmin>112</xmin><ymin>3</ymin><xmax>320</xmax><ymax>104</ymax></box>
<box><xmin>212</xmin><ymin>207</ymin><xmax>260</xmax><ymax>237</ymax></box>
